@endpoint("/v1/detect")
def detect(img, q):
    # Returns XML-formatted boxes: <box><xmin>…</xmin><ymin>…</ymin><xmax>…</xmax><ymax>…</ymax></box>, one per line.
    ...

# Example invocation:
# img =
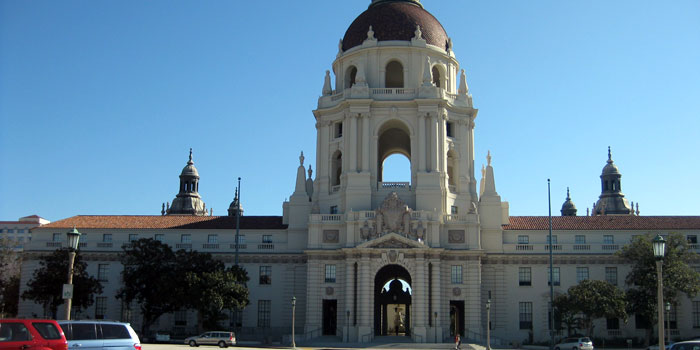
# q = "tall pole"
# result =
<box><xmin>292</xmin><ymin>296</ymin><xmax>296</xmax><ymax>349</ymax></box>
<box><xmin>547</xmin><ymin>179</ymin><xmax>554</xmax><ymax>350</ymax></box>
<box><xmin>665</xmin><ymin>303</ymin><xmax>670</xmax><ymax>346</ymax></box>
<box><xmin>656</xmin><ymin>260</ymin><xmax>664</xmax><ymax>350</ymax></box>
<box><xmin>63</xmin><ymin>251</ymin><xmax>77</xmax><ymax>320</ymax></box>
<box><xmin>234</xmin><ymin>177</ymin><xmax>241</xmax><ymax>266</ymax></box>
<box><xmin>486</xmin><ymin>297</ymin><xmax>491</xmax><ymax>350</ymax></box>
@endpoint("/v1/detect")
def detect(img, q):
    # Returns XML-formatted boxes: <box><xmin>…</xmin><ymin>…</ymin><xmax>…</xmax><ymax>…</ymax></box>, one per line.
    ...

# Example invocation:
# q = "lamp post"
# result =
<box><xmin>63</xmin><ymin>227</ymin><xmax>81</xmax><ymax>320</ymax></box>
<box><xmin>291</xmin><ymin>296</ymin><xmax>296</xmax><ymax>349</ymax></box>
<box><xmin>486</xmin><ymin>298</ymin><xmax>491</xmax><ymax>350</ymax></box>
<box><xmin>653</xmin><ymin>234</ymin><xmax>666</xmax><ymax>350</ymax></box>
<box><xmin>434</xmin><ymin>312</ymin><xmax>438</xmax><ymax>343</ymax></box>
<box><xmin>665</xmin><ymin>302</ymin><xmax>671</xmax><ymax>346</ymax></box>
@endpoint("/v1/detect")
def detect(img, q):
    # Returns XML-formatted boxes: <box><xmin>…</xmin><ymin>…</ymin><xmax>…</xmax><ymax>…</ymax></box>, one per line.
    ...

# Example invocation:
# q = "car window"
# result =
<box><xmin>0</xmin><ymin>323</ymin><xmax>32</xmax><ymax>342</ymax></box>
<box><xmin>32</xmin><ymin>322</ymin><xmax>62</xmax><ymax>340</ymax></box>
<box><xmin>100</xmin><ymin>325</ymin><xmax>130</xmax><ymax>340</ymax></box>
<box><xmin>67</xmin><ymin>324</ymin><xmax>97</xmax><ymax>340</ymax></box>
<box><xmin>581</xmin><ymin>338</ymin><xmax>591</xmax><ymax>342</ymax></box>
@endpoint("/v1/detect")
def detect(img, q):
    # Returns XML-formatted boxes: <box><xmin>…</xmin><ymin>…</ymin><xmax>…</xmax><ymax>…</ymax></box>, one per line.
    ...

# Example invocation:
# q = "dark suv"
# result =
<box><xmin>0</xmin><ymin>319</ymin><xmax>68</xmax><ymax>350</ymax></box>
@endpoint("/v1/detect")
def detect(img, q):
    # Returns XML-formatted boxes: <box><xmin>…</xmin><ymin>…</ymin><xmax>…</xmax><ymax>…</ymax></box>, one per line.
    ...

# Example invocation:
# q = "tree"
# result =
<box><xmin>117</xmin><ymin>238</ymin><xmax>179</xmax><ymax>336</ymax></box>
<box><xmin>552</xmin><ymin>293</ymin><xmax>580</xmax><ymax>336</ymax></box>
<box><xmin>563</xmin><ymin>280</ymin><xmax>627</xmax><ymax>336</ymax></box>
<box><xmin>21</xmin><ymin>248</ymin><xmax>103</xmax><ymax>318</ymax></box>
<box><xmin>0</xmin><ymin>237</ymin><xmax>21</xmax><ymax>317</ymax></box>
<box><xmin>616</xmin><ymin>232</ymin><xmax>700</xmax><ymax>345</ymax></box>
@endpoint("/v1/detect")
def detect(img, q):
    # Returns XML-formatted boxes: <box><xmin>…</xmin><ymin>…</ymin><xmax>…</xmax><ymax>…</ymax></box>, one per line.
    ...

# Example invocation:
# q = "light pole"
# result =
<box><xmin>486</xmin><ymin>298</ymin><xmax>491</xmax><ymax>350</ymax></box>
<box><xmin>434</xmin><ymin>312</ymin><xmax>438</xmax><ymax>343</ymax></box>
<box><xmin>665</xmin><ymin>302</ymin><xmax>671</xmax><ymax>346</ymax></box>
<box><xmin>291</xmin><ymin>296</ymin><xmax>296</xmax><ymax>349</ymax></box>
<box><xmin>653</xmin><ymin>234</ymin><xmax>666</xmax><ymax>350</ymax></box>
<box><xmin>63</xmin><ymin>227</ymin><xmax>81</xmax><ymax>320</ymax></box>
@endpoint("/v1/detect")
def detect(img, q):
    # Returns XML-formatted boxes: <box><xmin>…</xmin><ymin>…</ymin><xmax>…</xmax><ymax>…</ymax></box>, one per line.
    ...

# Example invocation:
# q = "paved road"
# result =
<box><xmin>142</xmin><ymin>343</ymin><xmax>471</xmax><ymax>350</ymax></box>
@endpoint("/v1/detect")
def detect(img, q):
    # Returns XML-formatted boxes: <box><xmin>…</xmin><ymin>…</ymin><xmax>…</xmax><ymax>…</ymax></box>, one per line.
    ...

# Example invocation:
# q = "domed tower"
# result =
<box><xmin>560</xmin><ymin>187</ymin><xmax>577</xmax><ymax>216</ymax></box>
<box><xmin>593</xmin><ymin>147</ymin><xmax>632</xmax><ymax>215</ymax></box>
<box><xmin>166</xmin><ymin>149</ymin><xmax>208</xmax><ymax>216</ymax></box>
<box><xmin>313</xmin><ymin>0</ymin><xmax>477</xmax><ymax>216</ymax></box>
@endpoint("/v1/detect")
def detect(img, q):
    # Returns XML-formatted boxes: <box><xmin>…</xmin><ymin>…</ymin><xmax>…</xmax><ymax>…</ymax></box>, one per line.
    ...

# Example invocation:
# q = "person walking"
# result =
<box><xmin>455</xmin><ymin>334</ymin><xmax>461</xmax><ymax>350</ymax></box>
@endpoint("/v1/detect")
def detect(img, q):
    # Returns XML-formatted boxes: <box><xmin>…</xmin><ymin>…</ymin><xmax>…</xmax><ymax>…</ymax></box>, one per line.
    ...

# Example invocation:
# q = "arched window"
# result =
<box><xmin>432</xmin><ymin>66</ymin><xmax>441</xmax><ymax>88</ymax></box>
<box><xmin>345</xmin><ymin>66</ymin><xmax>357</xmax><ymax>89</ymax></box>
<box><xmin>332</xmin><ymin>151</ymin><xmax>342</xmax><ymax>187</ymax></box>
<box><xmin>385</xmin><ymin>61</ymin><xmax>404</xmax><ymax>88</ymax></box>
<box><xmin>381</xmin><ymin>153</ymin><xmax>411</xmax><ymax>183</ymax></box>
<box><xmin>447</xmin><ymin>150</ymin><xmax>458</xmax><ymax>190</ymax></box>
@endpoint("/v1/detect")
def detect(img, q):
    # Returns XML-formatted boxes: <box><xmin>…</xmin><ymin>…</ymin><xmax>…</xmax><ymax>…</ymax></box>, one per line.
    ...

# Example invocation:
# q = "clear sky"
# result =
<box><xmin>1</xmin><ymin>0</ymin><xmax>699</xmax><ymax>222</ymax></box>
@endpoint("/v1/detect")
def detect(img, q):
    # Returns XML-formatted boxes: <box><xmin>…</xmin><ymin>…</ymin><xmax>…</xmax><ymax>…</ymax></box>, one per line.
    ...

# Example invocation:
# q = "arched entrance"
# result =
<box><xmin>374</xmin><ymin>264</ymin><xmax>412</xmax><ymax>336</ymax></box>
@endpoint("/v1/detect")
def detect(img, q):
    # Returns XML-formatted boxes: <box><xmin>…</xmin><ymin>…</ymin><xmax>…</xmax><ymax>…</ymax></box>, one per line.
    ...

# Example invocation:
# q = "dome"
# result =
<box><xmin>342</xmin><ymin>1</ymin><xmax>449</xmax><ymax>52</ymax></box>
<box><xmin>560</xmin><ymin>188</ymin><xmax>577</xmax><ymax>216</ymax></box>
<box><xmin>601</xmin><ymin>146</ymin><xmax>620</xmax><ymax>176</ymax></box>
<box><xmin>180</xmin><ymin>150</ymin><xmax>200</xmax><ymax>178</ymax></box>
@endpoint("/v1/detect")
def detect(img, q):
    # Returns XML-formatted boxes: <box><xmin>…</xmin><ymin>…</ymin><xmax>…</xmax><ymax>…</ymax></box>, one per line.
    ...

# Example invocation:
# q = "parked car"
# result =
<box><xmin>154</xmin><ymin>331</ymin><xmax>170</xmax><ymax>343</ymax></box>
<box><xmin>184</xmin><ymin>331</ymin><xmax>236</xmax><ymax>348</ymax></box>
<box><xmin>554</xmin><ymin>337</ymin><xmax>594</xmax><ymax>350</ymax></box>
<box><xmin>669</xmin><ymin>341</ymin><xmax>700</xmax><ymax>350</ymax></box>
<box><xmin>57</xmin><ymin>320</ymin><xmax>141</xmax><ymax>350</ymax></box>
<box><xmin>647</xmin><ymin>342</ymin><xmax>674</xmax><ymax>350</ymax></box>
<box><xmin>0</xmin><ymin>319</ymin><xmax>67</xmax><ymax>350</ymax></box>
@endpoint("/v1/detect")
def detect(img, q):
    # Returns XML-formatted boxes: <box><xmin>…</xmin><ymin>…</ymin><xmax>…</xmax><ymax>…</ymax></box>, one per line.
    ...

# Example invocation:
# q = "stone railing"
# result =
<box><xmin>378</xmin><ymin>182</ymin><xmax>410</xmax><ymax>190</ymax></box>
<box><xmin>175</xmin><ymin>243</ymin><xmax>191</xmax><ymax>249</ymax></box>
<box><xmin>96</xmin><ymin>242</ymin><xmax>113</xmax><ymax>248</ymax></box>
<box><xmin>371</xmin><ymin>88</ymin><xmax>417</xmax><ymax>100</ymax></box>
<box><xmin>443</xmin><ymin>214</ymin><xmax>467</xmax><ymax>223</ymax></box>
<box><xmin>202</xmin><ymin>243</ymin><xmax>219</xmax><ymax>249</ymax></box>
<box><xmin>258</xmin><ymin>243</ymin><xmax>274</xmax><ymax>250</ymax></box>
<box><xmin>504</xmin><ymin>244</ymin><xmax>627</xmax><ymax>254</ymax></box>
<box><xmin>46</xmin><ymin>242</ymin><xmax>62</xmax><ymax>248</ymax></box>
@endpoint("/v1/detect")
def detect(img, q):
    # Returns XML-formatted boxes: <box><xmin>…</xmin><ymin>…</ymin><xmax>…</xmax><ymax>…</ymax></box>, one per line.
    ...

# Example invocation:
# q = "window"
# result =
<box><xmin>688</xmin><ymin>235</ymin><xmax>698</xmax><ymax>244</ymax></box>
<box><xmin>330</xmin><ymin>206</ymin><xmax>338</xmax><ymax>214</ymax></box>
<box><xmin>259</xmin><ymin>266</ymin><xmax>272</xmax><ymax>285</ymax></box>
<box><xmin>446</xmin><ymin>121</ymin><xmax>454</xmax><ymax>137</ymax></box>
<box><xmin>7</xmin><ymin>229</ymin><xmax>14</xmax><ymax>234</ymax></box>
<box><xmin>2</xmin><ymin>322</ymin><xmax>30</xmax><ymax>341</ymax></box>
<box><xmin>95</xmin><ymin>297</ymin><xmax>107</xmax><ymax>319</ymax></box>
<box><xmin>603</xmin><ymin>235</ymin><xmax>614</xmax><ymax>244</ymax></box>
<box><xmin>451</xmin><ymin>206</ymin><xmax>458</xmax><ymax>214</ymax></box>
<box><xmin>208</xmin><ymin>234</ymin><xmax>218</xmax><ymax>244</ymax></box>
<box><xmin>669</xmin><ymin>304</ymin><xmax>677</xmax><ymax>329</ymax></box>
<box><xmin>575</xmin><ymin>235</ymin><xmax>586</xmax><ymax>244</ymax></box>
<box><xmin>519</xmin><ymin>302</ymin><xmax>533</xmax><ymax>329</ymax></box>
<box><xmin>334</xmin><ymin>122</ymin><xmax>343</xmax><ymax>138</ymax></box>
<box><xmin>262</xmin><ymin>235</ymin><xmax>272</xmax><ymax>243</ymax></box>
<box><xmin>258</xmin><ymin>300</ymin><xmax>271</xmax><ymax>328</ymax></box>
<box><xmin>103</xmin><ymin>234</ymin><xmax>112</xmax><ymax>243</ymax></box>
<box><xmin>155</xmin><ymin>234</ymin><xmax>164</xmax><ymax>242</ymax></box>
<box><xmin>451</xmin><ymin>265</ymin><xmax>462</xmax><ymax>284</ymax></box>
<box><xmin>97</xmin><ymin>264</ymin><xmax>109</xmax><ymax>282</ymax></box>
<box><xmin>606</xmin><ymin>318</ymin><xmax>619</xmax><ymax>330</ymax></box>
<box><xmin>325</xmin><ymin>265</ymin><xmax>336</xmax><ymax>283</ymax></box>
<box><xmin>385</xmin><ymin>60</ymin><xmax>404</xmax><ymax>88</ymax></box>
<box><xmin>181</xmin><ymin>234</ymin><xmax>191</xmax><ymax>244</ymax></box>
<box><xmin>17</xmin><ymin>229</ymin><xmax>25</xmax><ymax>233</ymax></box>
<box><xmin>432</xmin><ymin>66</ymin><xmax>441</xmax><ymax>87</ymax></box>
<box><xmin>331</xmin><ymin>151</ymin><xmax>342</xmax><ymax>187</ymax></box>
<box><xmin>518</xmin><ymin>235</ymin><xmax>529</xmax><ymax>244</ymax></box>
<box><xmin>693</xmin><ymin>301</ymin><xmax>700</xmax><ymax>327</ymax></box>
<box><xmin>345</xmin><ymin>66</ymin><xmax>357</xmax><ymax>89</ymax></box>
<box><xmin>519</xmin><ymin>267</ymin><xmax>532</xmax><ymax>286</ymax></box>
<box><xmin>236</xmin><ymin>235</ymin><xmax>246</xmax><ymax>244</ymax></box>
<box><xmin>605</xmin><ymin>267</ymin><xmax>618</xmax><ymax>286</ymax></box>
<box><xmin>635</xmin><ymin>314</ymin><xmax>650</xmax><ymax>329</ymax></box>
<box><xmin>576</xmin><ymin>267</ymin><xmax>589</xmax><ymax>283</ymax></box>
<box><xmin>547</xmin><ymin>235</ymin><xmax>558</xmax><ymax>244</ymax></box>
<box><xmin>175</xmin><ymin>310</ymin><xmax>187</xmax><ymax>326</ymax></box>
<box><xmin>53</xmin><ymin>233</ymin><xmax>62</xmax><ymax>242</ymax></box>
<box><xmin>128</xmin><ymin>234</ymin><xmax>138</xmax><ymax>242</ymax></box>
<box><xmin>547</xmin><ymin>267</ymin><xmax>560</xmax><ymax>286</ymax></box>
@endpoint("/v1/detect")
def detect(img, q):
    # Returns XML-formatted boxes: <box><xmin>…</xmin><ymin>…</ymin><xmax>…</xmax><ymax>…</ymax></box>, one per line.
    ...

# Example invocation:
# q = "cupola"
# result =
<box><xmin>166</xmin><ymin>149</ymin><xmax>209</xmax><ymax>216</ymax></box>
<box><xmin>593</xmin><ymin>147</ymin><xmax>632</xmax><ymax>215</ymax></box>
<box><xmin>560</xmin><ymin>187</ymin><xmax>577</xmax><ymax>216</ymax></box>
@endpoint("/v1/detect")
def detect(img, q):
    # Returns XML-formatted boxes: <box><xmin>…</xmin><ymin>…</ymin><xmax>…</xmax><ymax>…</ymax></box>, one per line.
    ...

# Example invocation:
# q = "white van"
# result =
<box><xmin>57</xmin><ymin>321</ymin><xmax>141</xmax><ymax>350</ymax></box>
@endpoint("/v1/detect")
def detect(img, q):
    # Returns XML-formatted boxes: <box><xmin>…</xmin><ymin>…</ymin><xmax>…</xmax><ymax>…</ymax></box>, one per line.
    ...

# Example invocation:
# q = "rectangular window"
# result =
<box><xmin>97</xmin><ymin>264</ymin><xmax>109</xmax><ymax>282</ymax></box>
<box><xmin>446</xmin><ymin>121</ymin><xmax>454</xmax><ymax>137</ymax></box>
<box><xmin>547</xmin><ymin>267</ymin><xmax>560</xmax><ymax>286</ymax></box>
<box><xmin>103</xmin><ymin>234</ymin><xmax>112</xmax><ymax>243</ymax></box>
<box><xmin>174</xmin><ymin>310</ymin><xmax>187</xmax><ymax>326</ymax></box>
<box><xmin>53</xmin><ymin>233</ymin><xmax>62</xmax><ymax>242</ymax></box>
<box><xmin>451</xmin><ymin>265</ymin><xmax>463</xmax><ymax>284</ymax></box>
<box><xmin>604</xmin><ymin>235</ymin><xmax>614</xmax><ymax>244</ymax></box>
<box><xmin>259</xmin><ymin>266</ymin><xmax>272</xmax><ymax>285</ymax></box>
<box><xmin>519</xmin><ymin>302</ymin><xmax>533</xmax><ymax>329</ymax></box>
<box><xmin>606</xmin><ymin>318</ymin><xmax>620</xmax><ymax>330</ymax></box>
<box><xmin>518</xmin><ymin>235</ymin><xmax>529</xmax><ymax>244</ymax></box>
<box><xmin>575</xmin><ymin>235</ymin><xmax>586</xmax><ymax>244</ymax></box>
<box><xmin>262</xmin><ymin>235</ymin><xmax>272</xmax><ymax>243</ymax></box>
<box><xmin>181</xmin><ymin>234</ymin><xmax>191</xmax><ymax>244</ymax></box>
<box><xmin>546</xmin><ymin>235</ymin><xmax>558</xmax><ymax>244</ymax></box>
<box><xmin>258</xmin><ymin>300</ymin><xmax>271</xmax><ymax>328</ymax></box>
<box><xmin>325</xmin><ymin>265</ymin><xmax>336</xmax><ymax>283</ymax></box>
<box><xmin>330</xmin><ymin>206</ymin><xmax>338</xmax><ymax>214</ymax></box>
<box><xmin>128</xmin><ymin>234</ymin><xmax>138</xmax><ymax>242</ymax></box>
<box><xmin>155</xmin><ymin>234</ymin><xmax>164</xmax><ymax>242</ymax></box>
<box><xmin>576</xmin><ymin>267</ymin><xmax>589</xmax><ymax>283</ymax></box>
<box><xmin>605</xmin><ymin>267</ymin><xmax>618</xmax><ymax>286</ymax></box>
<box><xmin>451</xmin><ymin>206</ymin><xmax>458</xmax><ymax>214</ymax></box>
<box><xmin>7</xmin><ymin>229</ymin><xmax>14</xmax><ymax>234</ymax></box>
<box><xmin>208</xmin><ymin>234</ymin><xmax>218</xmax><ymax>244</ymax></box>
<box><xmin>669</xmin><ymin>304</ymin><xmax>677</xmax><ymax>329</ymax></box>
<box><xmin>688</xmin><ymin>235</ymin><xmax>698</xmax><ymax>244</ymax></box>
<box><xmin>17</xmin><ymin>229</ymin><xmax>25</xmax><ymax>233</ymax></box>
<box><xmin>334</xmin><ymin>122</ymin><xmax>343</xmax><ymax>138</ymax></box>
<box><xmin>693</xmin><ymin>301</ymin><xmax>700</xmax><ymax>328</ymax></box>
<box><xmin>519</xmin><ymin>267</ymin><xmax>532</xmax><ymax>286</ymax></box>
<box><xmin>95</xmin><ymin>297</ymin><xmax>107</xmax><ymax>319</ymax></box>
<box><xmin>236</xmin><ymin>235</ymin><xmax>246</xmax><ymax>244</ymax></box>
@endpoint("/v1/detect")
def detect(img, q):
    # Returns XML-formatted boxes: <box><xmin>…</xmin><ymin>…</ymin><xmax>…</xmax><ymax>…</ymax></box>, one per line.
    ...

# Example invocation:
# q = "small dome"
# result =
<box><xmin>180</xmin><ymin>149</ymin><xmax>200</xmax><ymax>177</ymax></box>
<box><xmin>560</xmin><ymin>188</ymin><xmax>577</xmax><ymax>216</ymax></box>
<box><xmin>342</xmin><ymin>1</ymin><xmax>449</xmax><ymax>52</ymax></box>
<box><xmin>601</xmin><ymin>146</ymin><xmax>620</xmax><ymax>175</ymax></box>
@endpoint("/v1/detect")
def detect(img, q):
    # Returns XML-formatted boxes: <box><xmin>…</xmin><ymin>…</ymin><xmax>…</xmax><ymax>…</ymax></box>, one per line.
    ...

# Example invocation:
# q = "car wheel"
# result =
<box><xmin>189</xmin><ymin>340</ymin><xmax>198</xmax><ymax>347</ymax></box>
<box><xmin>573</xmin><ymin>347</ymin><xmax>578</xmax><ymax>350</ymax></box>
<box><xmin>555</xmin><ymin>348</ymin><xmax>560</xmax><ymax>350</ymax></box>
<box><xmin>218</xmin><ymin>341</ymin><xmax>227</xmax><ymax>348</ymax></box>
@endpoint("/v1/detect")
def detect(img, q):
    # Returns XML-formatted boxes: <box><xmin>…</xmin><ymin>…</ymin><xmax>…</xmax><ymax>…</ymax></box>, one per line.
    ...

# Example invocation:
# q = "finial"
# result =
<box><xmin>636</xmin><ymin>203</ymin><xmax>640</xmax><ymax>216</ymax></box>
<box><xmin>299</xmin><ymin>151</ymin><xmax>305</xmax><ymax>166</ymax></box>
<box><xmin>607</xmin><ymin>146</ymin><xmax>612</xmax><ymax>163</ymax></box>
<box><xmin>481</xmin><ymin>164</ymin><xmax>486</xmax><ymax>177</ymax></box>
<box><xmin>487</xmin><ymin>151</ymin><xmax>492</xmax><ymax>166</ymax></box>
<box><xmin>308</xmin><ymin>164</ymin><xmax>313</xmax><ymax>179</ymax></box>
<box><xmin>586</xmin><ymin>208</ymin><xmax>590</xmax><ymax>216</ymax></box>
<box><xmin>161</xmin><ymin>203</ymin><xmax>165</xmax><ymax>216</ymax></box>
<box><xmin>188</xmin><ymin>148</ymin><xmax>194</xmax><ymax>165</ymax></box>
<box><xmin>566</xmin><ymin>187</ymin><xmax>571</xmax><ymax>200</ymax></box>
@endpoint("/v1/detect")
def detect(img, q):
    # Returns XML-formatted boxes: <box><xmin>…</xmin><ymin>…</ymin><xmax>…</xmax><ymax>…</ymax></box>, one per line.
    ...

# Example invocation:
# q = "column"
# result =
<box><xmin>431</xmin><ymin>258</ymin><xmax>442</xmax><ymax>341</ymax></box>
<box><xmin>359</xmin><ymin>254</ymin><xmax>371</xmax><ymax>338</ymax></box>
<box><xmin>413</xmin><ymin>254</ymin><xmax>427</xmax><ymax>341</ymax></box>
<box><xmin>418</xmin><ymin>114</ymin><xmax>426</xmax><ymax>172</ymax></box>
<box><xmin>439</xmin><ymin>114</ymin><xmax>447</xmax><ymax>174</ymax></box>
<box><xmin>362</xmin><ymin>114</ymin><xmax>370</xmax><ymax>172</ymax></box>
<box><xmin>319</xmin><ymin>122</ymin><xmax>329</xmax><ymax>178</ymax></box>
<box><xmin>349</xmin><ymin>114</ymin><xmax>358</xmax><ymax>172</ymax></box>
<box><xmin>430</xmin><ymin>115</ymin><xmax>439</xmax><ymax>172</ymax></box>
<box><xmin>345</xmin><ymin>258</ymin><xmax>355</xmax><ymax>341</ymax></box>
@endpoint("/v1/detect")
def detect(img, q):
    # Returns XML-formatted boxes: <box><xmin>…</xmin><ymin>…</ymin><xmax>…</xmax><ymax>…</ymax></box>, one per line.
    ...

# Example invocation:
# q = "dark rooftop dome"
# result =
<box><xmin>342</xmin><ymin>0</ymin><xmax>449</xmax><ymax>52</ymax></box>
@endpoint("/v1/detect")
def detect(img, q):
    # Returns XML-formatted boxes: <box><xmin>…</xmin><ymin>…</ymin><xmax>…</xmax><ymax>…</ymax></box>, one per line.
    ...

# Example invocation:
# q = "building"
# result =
<box><xmin>18</xmin><ymin>0</ymin><xmax>700</xmax><ymax>344</ymax></box>
<box><xmin>1</xmin><ymin>215</ymin><xmax>50</xmax><ymax>251</ymax></box>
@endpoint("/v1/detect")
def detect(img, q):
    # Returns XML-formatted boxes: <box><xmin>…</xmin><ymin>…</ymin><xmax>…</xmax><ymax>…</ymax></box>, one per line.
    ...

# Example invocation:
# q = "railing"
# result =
<box><xmin>688</xmin><ymin>243</ymin><xmax>699</xmax><ymax>250</ymax></box>
<box><xmin>321</xmin><ymin>214</ymin><xmax>342</xmax><ymax>222</ymax></box>
<box><xmin>545</xmin><ymin>244</ymin><xmax>562</xmax><ymax>251</ymax></box>
<box><xmin>361</xmin><ymin>332</ymin><xmax>373</xmax><ymax>343</ymax></box>
<box><xmin>516</xmin><ymin>244</ymin><xmax>534</xmax><ymax>251</ymax></box>
<box><xmin>371</xmin><ymin>88</ymin><xmax>417</xmax><ymax>98</ymax></box>
<box><xmin>602</xmin><ymin>244</ymin><xmax>619</xmax><ymax>251</ymax></box>
<box><xmin>78</xmin><ymin>242</ymin><xmax>87</xmax><ymax>248</ymax></box>
<box><xmin>46</xmin><ymin>242</ymin><xmax>62</xmax><ymax>248</ymax></box>
<box><xmin>229</xmin><ymin>243</ymin><xmax>247</xmax><ymax>250</ymax></box>
<box><xmin>444</xmin><ymin>214</ymin><xmax>467</xmax><ymax>222</ymax></box>
<box><xmin>175</xmin><ymin>243</ymin><xmax>191</xmax><ymax>249</ymax></box>
<box><xmin>378</xmin><ymin>182</ymin><xmax>410</xmax><ymax>189</ymax></box>
<box><xmin>573</xmin><ymin>244</ymin><xmax>591</xmax><ymax>251</ymax></box>
<box><xmin>202</xmin><ymin>243</ymin><xmax>219</xmax><ymax>249</ymax></box>
<box><xmin>608</xmin><ymin>330</ymin><xmax>622</xmax><ymax>336</ymax></box>
<box><xmin>258</xmin><ymin>243</ymin><xmax>274</xmax><ymax>250</ymax></box>
<box><xmin>96</xmin><ymin>242</ymin><xmax>113</xmax><ymax>248</ymax></box>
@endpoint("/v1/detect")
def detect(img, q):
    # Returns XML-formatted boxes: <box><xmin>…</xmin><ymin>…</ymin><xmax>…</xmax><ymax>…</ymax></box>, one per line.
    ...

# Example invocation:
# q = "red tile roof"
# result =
<box><xmin>39</xmin><ymin>215</ymin><xmax>286</xmax><ymax>230</ymax></box>
<box><xmin>504</xmin><ymin>216</ymin><xmax>700</xmax><ymax>230</ymax></box>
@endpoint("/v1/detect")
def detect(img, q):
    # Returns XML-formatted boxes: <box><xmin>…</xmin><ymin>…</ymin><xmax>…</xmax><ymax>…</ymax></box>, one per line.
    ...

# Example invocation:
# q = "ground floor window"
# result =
<box><xmin>519</xmin><ymin>302</ymin><xmax>532</xmax><ymax>329</ymax></box>
<box><xmin>693</xmin><ymin>301</ymin><xmax>700</xmax><ymax>328</ymax></box>
<box><xmin>95</xmin><ymin>297</ymin><xmax>107</xmax><ymax>319</ymax></box>
<box><xmin>258</xmin><ymin>300</ymin><xmax>271</xmax><ymax>328</ymax></box>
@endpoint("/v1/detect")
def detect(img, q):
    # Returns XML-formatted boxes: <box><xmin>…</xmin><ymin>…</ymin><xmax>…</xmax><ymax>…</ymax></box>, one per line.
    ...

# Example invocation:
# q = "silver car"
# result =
<box><xmin>555</xmin><ymin>337</ymin><xmax>594</xmax><ymax>350</ymax></box>
<box><xmin>184</xmin><ymin>331</ymin><xmax>235</xmax><ymax>348</ymax></box>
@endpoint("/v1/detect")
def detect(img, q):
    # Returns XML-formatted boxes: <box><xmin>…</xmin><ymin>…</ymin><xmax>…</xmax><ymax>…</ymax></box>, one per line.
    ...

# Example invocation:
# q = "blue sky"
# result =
<box><xmin>1</xmin><ymin>0</ymin><xmax>699</xmax><ymax>222</ymax></box>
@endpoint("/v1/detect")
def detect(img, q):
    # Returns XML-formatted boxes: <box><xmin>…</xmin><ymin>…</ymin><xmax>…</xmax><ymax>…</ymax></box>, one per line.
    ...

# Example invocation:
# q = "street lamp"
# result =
<box><xmin>434</xmin><ymin>312</ymin><xmax>438</xmax><ymax>343</ymax></box>
<box><xmin>665</xmin><ymin>302</ymin><xmax>671</xmax><ymax>346</ymax></box>
<box><xmin>653</xmin><ymin>234</ymin><xmax>666</xmax><ymax>350</ymax></box>
<box><xmin>63</xmin><ymin>227</ymin><xmax>81</xmax><ymax>320</ymax></box>
<box><xmin>291</xmin><ymin>296</ymin><xmax>296</xmax><ymax>349</ymax></box>
<box><xmin>486</xmin><ymin>298</ymin><xmax>491</xmax><ymax>350</ymax></box>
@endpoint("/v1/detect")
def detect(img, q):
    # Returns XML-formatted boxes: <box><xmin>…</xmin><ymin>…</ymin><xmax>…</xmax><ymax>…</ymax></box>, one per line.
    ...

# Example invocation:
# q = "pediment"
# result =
<box><xmin>356</xmin><ymin>232</ymin><xmax>425</xmax><ymax>249</ymax></box>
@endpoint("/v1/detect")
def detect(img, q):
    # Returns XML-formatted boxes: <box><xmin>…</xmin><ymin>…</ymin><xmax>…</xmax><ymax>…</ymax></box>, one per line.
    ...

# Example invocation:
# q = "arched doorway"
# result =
<box><xmin>374</xmin><ymin>264</ymin><xmax>412</xmax><ymax>336</ymax></box>
<box><xmin>377</xmin><ymin>120</ymin><xmax>411</xmax><ymax>183</ymax></box>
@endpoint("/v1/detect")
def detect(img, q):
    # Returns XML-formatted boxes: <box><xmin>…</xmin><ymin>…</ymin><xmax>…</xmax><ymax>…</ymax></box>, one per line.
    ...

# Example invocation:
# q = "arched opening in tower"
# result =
<box><xmin>377</xmin><ymin>120</ymin><xmax>411</xmax><ymax>185</ymax></box>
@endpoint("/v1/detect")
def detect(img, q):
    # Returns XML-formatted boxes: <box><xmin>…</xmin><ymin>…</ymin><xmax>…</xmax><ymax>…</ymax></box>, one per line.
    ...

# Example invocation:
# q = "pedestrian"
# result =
<box><xmin>455</xmin><ymin>334</ymin><xmax>461</xmax><ymax>350</ymax></box>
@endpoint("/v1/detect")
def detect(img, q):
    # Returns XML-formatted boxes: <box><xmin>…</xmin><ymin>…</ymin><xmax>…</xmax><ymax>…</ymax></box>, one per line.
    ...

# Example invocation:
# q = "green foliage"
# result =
<box><xmin>553</xmin><ymin>293</ymin><xmax>580</xmax><ymax>336</ymax></box>
<box><xmin>21</xmin><ymin>248</ymin><xmax>103</xmax><ymax>318</ymax></box>
<box><xmin>0</xmin><ymin>238</ymin><xmax>21</xmax><ymax>317</ymax></box>
<box><xmin>553</xmin><ymin>280</ymin><xmax>627</xmax><ymax>337</ymax></box>
<box><xmin>1</xmin><ymin>275</ymin><xmax>20</xmax><ymax>317</ymax></box>
<box><xmin>616</xmin><ymin>232</ymin><xmax>700</xmax><ymax>343</ymax></box>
